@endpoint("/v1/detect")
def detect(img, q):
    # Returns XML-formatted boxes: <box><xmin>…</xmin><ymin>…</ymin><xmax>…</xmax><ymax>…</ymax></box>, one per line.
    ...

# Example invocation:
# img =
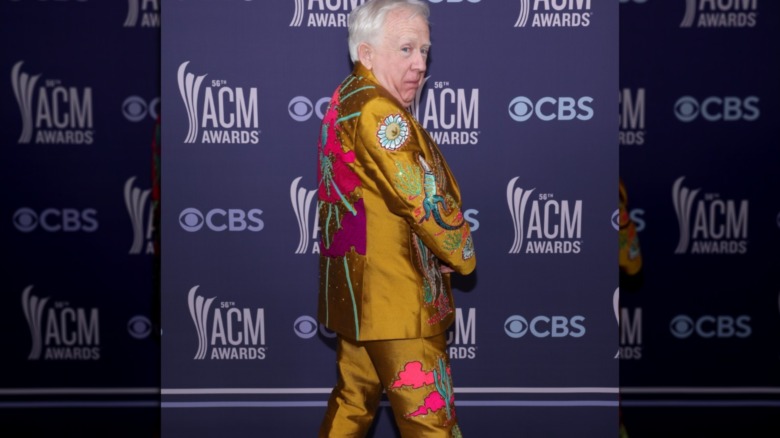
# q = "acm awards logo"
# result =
<box><xmin>177</xmin><ymin>61</ymin><xmax>261</xmax><ymax>144</ymax></box>
<box><xmin>123</xmin><ymin>0</ymin><xmax>160</xmax><ymax>28</ymax></box>
<box><xmin>617</xmin><ymin>288</ymin><xmax>642</xmax><ymax>360</ymax></box>
<box><xmin>506</xmin><ymin>177</ymin><xmax>583</xmax><ymax>255</ymax></box>
<box><xmin>125</xmin><ymin>176</ymin><xmax>155</xmax><ymax>255</ymax></box>
<box><xmin>188</xmin><ymin>286</ymin><xmax>267</xmax><ymax>360</ymax></box>
<box><xmin>672</xmin><ymin>176</ymin><xmax>748</xmax><ymax>255</ymax></box>
<box><xmin>514</xmin><ymin>0</ymin><xmax>592</xmax><ymax>28</ymax></box>
<box><xmin>411</xmin><ymin>77</ymin><xmax>480</xmax><ymax>146</ymax></box>
<box><xmin>619</xmin><ymin>87</ymin><xmax>645</xmax><ymax>146</ymax></box>
<box><xmin>289</xmin><ymin>0</ymin><xmax>365</xmax><ymax>27</ymax></box>
<box><xmin>446</xmin><ymin>308</ymin><xmax>477</xmax><ymax>360</ymax></box>
<box><xmin>289</xmin><ymin>0</ymin><xmax>482</xmax><ymax>28</ymax></box>
<box><xmin>680</xmin><ymin>0</ymin><xmax>757</xmax><ymax>28</ymax></box>
<box><xmin>291</xmin><ymin>177</ymin><xmax>320</xmax><ymax>254</ymax></box>
<box><xmin>22</xmin><ymin>286</ymin><xmax>100</xmax><ymax>361</ymax></box>
<box><xmin>11</xmin><ymin>61</ymin><xmax>94</xmax><ymax>145</ymax></box>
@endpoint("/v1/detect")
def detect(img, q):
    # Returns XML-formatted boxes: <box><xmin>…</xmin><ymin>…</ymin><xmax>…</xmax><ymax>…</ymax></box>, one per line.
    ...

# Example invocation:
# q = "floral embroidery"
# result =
<box><xmin>318</xmin><ymin>91</ymin><xmax>361</xmax><ymax>209</ymax></box>
<box><xmin>377</xmin><ymin>114</ymin><xmax>410</xmax><ymax>150</ymax></box>
<box><xmin>389</xmin><ymin>358</ymin><xmax>457</xmax><ymax>425</ymax></box>
<box><xmin>393</xmin><ymin>160</ymin><xmax>422</xmax><ymax>199</ymax></box>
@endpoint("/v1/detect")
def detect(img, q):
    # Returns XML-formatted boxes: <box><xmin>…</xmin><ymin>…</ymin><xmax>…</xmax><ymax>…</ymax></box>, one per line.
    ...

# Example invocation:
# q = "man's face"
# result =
<box><xmin>368</xmin><ymin>9</ymin><xmax>430</xmax><ymax>108</ymax></box>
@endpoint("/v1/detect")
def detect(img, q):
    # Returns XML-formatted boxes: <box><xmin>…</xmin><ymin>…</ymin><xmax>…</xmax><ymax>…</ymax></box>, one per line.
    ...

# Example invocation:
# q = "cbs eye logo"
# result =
<box><xmin>288</xmin><ymin>96</ymin><xmax>330</xmax><ymax>122</ymax></box>
<box><xmin>127</xmin><ymin>315</ymin><xmax>153</xmax><ymax>339</ymax></box>
<box><xmin>122</xmin><ymin>96</ymin><xmax>160</xmax><ymax>122</ymax></box>
<box><xmin>508</xmin><ymin>96</ymin><xmax>594</xmax><ymax>122</ymax></box>
<box><xmin>504</xmin><ymin>314</ymin><xmax>586</xmax><ymax>338</ymax></box>
<box><xmin>179</xmin><ymin>208</ymin><xmax>264</xmax><ymax>232</ymax></box>
<box><xmin>669</xmin><ymin>314</ymin><xmax>751</xmax><ymax>339</ymax></box>
<box><xmin>13</xmin><ymin>207</ymin><xmax>98</xmax><ymax>233</ymax></box>
<box><xmin>293</xmin><ymin>315</ymin><xmax>336</xmax><ymax>339</ymax></box>
<box><xmin>674</xmin><ymin>96</ymin><xmax>759</xmax><ymax>122</ymax></box>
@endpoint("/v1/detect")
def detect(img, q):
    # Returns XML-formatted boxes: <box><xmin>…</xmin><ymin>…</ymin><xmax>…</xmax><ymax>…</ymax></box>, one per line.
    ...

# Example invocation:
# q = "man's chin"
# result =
<box><xmin>400</xmin><ymin>91</ymin><xmax>419</xmax><ymax>107</ymax></box>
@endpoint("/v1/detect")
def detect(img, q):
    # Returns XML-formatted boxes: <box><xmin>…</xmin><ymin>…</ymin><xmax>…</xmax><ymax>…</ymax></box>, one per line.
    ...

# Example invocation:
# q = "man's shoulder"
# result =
<box><xmin>338</xmin><ymin>74</ymin><xmax>400</xmax><ymax>113</ymax></box>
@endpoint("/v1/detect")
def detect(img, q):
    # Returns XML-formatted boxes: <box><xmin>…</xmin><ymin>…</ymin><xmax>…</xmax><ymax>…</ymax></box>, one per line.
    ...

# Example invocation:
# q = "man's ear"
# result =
<box><xmin>358</xmin><ymin>43</ymin><xmax>373</xmax><ymax>69</ymax></box>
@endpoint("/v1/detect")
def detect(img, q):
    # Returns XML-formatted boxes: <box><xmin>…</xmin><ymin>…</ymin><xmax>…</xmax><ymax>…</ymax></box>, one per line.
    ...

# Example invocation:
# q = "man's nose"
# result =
<box><xmin>412</xmin><ymin>51</ymin><xmax>426</xmax><ymax>71</ymax></box>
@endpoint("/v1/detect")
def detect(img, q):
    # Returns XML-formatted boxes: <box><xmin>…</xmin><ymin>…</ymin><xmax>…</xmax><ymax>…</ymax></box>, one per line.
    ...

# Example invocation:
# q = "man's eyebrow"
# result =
<box><xmin>397</xmin><ymin>37</ymin><xmax>431</xmax><ymax>46</ymax></box>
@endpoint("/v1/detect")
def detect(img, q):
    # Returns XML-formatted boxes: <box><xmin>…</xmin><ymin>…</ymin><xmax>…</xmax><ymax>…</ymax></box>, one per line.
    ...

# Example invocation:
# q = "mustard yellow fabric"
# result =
<box><xmin>317</xmin><ymin>62</ymin><xmax>476</xmax><ymax>342</ymax></box>
<box><xmin>618</xmin><ymin>179</ymin><xmax>642</xmax><ymax>276</ymax></box>
<box><xmin>319</xmin><ymin>334</ymin><xmax>462</xmax><ymax>437</ymax></box>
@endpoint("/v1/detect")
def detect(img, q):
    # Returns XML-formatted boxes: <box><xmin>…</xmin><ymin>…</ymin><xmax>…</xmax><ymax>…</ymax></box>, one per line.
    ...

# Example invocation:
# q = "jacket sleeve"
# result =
<box><xmin>353</xmin><ymin>96</ymin><xmax>476</xmax><ymax>275</ymax></box>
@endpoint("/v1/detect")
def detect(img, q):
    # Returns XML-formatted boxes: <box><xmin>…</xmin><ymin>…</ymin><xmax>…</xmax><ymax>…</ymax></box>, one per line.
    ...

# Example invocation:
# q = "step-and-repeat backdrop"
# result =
<box><xmin>8</xmin><ymin>1</ymin><xmax>777</xmax><ymax>437</ymax></box>
<box><xmin>160</xmin><ymin>1</ymin><xmax>617</xmax><ymax>437</ymax></box>
<box><xmin>0</xmin><ymin>0</ymin><xmax>161</xmax><ymax>434</ymax></box>
<box><xmin>618</xmin><ymin>1</ymin><xmax>780</xmax><ymax>434</ymax></box>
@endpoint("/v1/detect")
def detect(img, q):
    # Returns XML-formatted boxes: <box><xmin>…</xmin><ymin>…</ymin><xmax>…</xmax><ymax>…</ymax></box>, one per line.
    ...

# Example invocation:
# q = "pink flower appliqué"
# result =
<box><xmin>318</xmin><ymin>91</ymin><xmax>361</xmax><ymax>206</ymax></box>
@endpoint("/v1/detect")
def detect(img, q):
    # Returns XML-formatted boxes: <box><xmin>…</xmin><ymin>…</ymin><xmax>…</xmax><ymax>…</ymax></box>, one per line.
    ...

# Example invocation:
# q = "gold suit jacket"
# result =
<box><xmin>317</xmin><ymin>62</ymin><xmax>476</xmax><ymax>341</ymax></box>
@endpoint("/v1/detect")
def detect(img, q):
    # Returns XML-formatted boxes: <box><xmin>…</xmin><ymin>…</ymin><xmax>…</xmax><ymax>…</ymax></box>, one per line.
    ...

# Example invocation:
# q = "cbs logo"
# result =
<box><xmin>509</xmin><ymin>96</ymin><xmax>594</xmax><ymax>122</ymax></box>
<box><xmin>179</xmin><ymin>208</ymin><xmax>264</xmax><ymax>232</ymax></box>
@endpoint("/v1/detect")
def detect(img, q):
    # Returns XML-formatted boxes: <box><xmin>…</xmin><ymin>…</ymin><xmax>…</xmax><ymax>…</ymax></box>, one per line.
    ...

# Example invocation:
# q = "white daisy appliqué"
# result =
<box><xmin>376</xmin><ymin>114</ymin><xmax>410</xmax><ymax>151</ymax></box>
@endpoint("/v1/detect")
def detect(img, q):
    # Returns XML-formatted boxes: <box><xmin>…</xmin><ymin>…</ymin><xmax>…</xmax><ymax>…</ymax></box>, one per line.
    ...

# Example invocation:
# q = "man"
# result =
<box><xmin>316</xmin><ymin>0</ymin><xmax>476</xmax><ymax>436</ymax></box>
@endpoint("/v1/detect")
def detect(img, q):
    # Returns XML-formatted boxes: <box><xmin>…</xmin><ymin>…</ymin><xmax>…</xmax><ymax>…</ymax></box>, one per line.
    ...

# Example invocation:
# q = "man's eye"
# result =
<box><xmin>401</xmin><ymin>47</ymin><xmax>410</xmax><ymax>54</ymax></box>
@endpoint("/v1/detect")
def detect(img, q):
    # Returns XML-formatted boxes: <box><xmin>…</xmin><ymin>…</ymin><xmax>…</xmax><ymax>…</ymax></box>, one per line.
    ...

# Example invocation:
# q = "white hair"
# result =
<box><xmin>348</xmin><ymin>0</ymin><xmax>430</xmax><ymax>63</ymax></box>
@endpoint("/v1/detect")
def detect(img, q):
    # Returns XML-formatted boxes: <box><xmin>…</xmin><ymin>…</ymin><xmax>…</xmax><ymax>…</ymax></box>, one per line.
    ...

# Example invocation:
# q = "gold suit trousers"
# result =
<box><xmin>319</xmin><ymin>333</ymin><xmax>462</xmax><ymax>437</ymax></box>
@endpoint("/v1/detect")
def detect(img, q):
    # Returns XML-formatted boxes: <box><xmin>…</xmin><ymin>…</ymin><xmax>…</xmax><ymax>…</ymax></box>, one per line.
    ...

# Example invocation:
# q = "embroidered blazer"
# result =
<box><xmin>317</xmin><ymin>62</ymin><xmax>476</xmax><ymax>341</ymax></box>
